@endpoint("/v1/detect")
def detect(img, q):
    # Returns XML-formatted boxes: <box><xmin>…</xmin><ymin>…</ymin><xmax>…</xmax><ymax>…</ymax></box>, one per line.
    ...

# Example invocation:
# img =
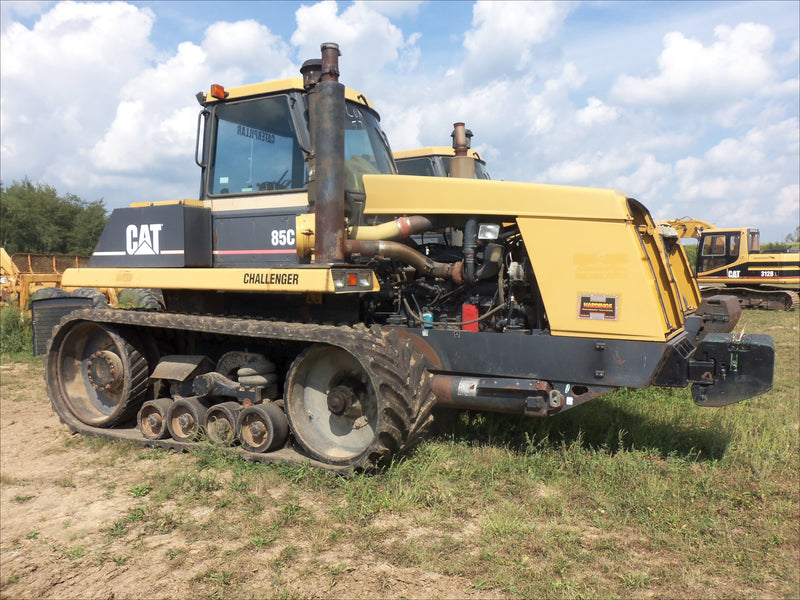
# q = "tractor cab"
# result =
<box><xmin>197</xmin><ymin>78</ymin><xmax>395</xmax><ymax>203</ymax></box>
<box><xmin>696</xmin><ymin>228</ymin><xmax>760</xmax><ymax>278</ymax></box>
<box><xmin>394</xmin><ymin>146</ymin><xmax>491</xmax><ymax>180</ymax></box>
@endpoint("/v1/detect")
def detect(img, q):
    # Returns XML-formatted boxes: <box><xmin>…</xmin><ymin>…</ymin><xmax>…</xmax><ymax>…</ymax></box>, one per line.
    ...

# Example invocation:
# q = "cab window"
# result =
<box><xmin>209</xmin><ymin>96</ymin><xmax>305</xmax><ymax>196</ymax></box>
<box><xmin>441</xmin><ymin>157</ymin><xmax>491</xmax><ymax>179</ymax></box>
<box><xmin>396</xmin><ymin>157</ymin><xmax>436</xmax><ymax>177</ymax></box>
<box><xmin>702</xmin><ymin>234</ymin><xmax>726</xmax><ymax>256</ymax></box>
<box><xmin>343</xmin><ymin>102</ymin><xmax>395</xmax><ymax>192</ymax></box>
<box><xmin>700</xmin><ymin>234</ymin><xmax>728</xmax><ymax>272</ymax></box>
<box><xmin>748</xmin><ymin>230</ymin><xmax>760</xmax><ymax>253</ymax></box>
<box><xmin>728</xmin><ymin>233</ymin><xmax>740</xmax><ymax>257</ymax></box>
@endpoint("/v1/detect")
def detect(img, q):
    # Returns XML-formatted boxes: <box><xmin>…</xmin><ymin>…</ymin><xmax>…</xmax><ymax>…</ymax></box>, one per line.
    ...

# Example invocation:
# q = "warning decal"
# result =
<box><xmin>578</xmin><ymin>294</ymin><xmax>618</xmax><ymax>321</ymax></box>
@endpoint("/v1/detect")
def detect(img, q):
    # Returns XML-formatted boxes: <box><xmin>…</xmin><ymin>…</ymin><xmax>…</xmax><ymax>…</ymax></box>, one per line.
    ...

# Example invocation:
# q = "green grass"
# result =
<box><xmin>1</xmin><ymin>309</ymin><xmax>797</xmax><ymax>598</ymax></box>
<box><xmin>0</xmin><ymin>305</ymin><xmax>33</xmax><ymax>355</ymax></box>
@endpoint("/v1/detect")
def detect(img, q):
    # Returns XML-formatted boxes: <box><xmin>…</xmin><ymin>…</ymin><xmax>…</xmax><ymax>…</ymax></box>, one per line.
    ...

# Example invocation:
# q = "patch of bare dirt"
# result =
<box><xmin>0</xmin><ymin>360</ymin><xmax>506</xmax><ymax>599</ymax></box>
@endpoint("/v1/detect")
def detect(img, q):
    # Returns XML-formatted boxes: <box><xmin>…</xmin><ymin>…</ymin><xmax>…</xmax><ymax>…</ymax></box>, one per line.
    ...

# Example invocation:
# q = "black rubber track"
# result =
<box><xmin>116</xmin><ymin>288</ymin><xmax>165</xmax><ymax>311</ymax></box>
<box><xmin>700</xmin><ymin>287</ymin><xmax>799</xmax><ymax>311</ymax></box>
<box><xmin>44</xmin><ymin>309</ymin><xmax>437</xmax><ymax>472</ymax></box>
<box><xmin>70</xmin><ymin>287</ymin><xmax>110</xmax><ymax>308</ymax></box>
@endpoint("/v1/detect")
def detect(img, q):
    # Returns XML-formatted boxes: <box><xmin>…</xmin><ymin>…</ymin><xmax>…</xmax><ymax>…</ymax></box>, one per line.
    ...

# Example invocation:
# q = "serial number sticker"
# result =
<box><xmin>578</xmin><ymin>294</ymin><xmax>618</xmax><ymax>321</ymax></box>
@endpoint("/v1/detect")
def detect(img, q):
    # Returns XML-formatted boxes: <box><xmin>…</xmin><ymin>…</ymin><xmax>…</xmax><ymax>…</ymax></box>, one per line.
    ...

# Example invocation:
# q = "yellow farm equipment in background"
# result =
<box><xmin>1</xmin><ymin>247</ymin><xmax>90</xmax><ymax>309</ymax></box>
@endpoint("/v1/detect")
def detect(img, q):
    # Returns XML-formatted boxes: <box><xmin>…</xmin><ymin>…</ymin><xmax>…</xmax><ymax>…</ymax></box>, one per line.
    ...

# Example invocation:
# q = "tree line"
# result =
<box><xmin>0</xmin><ymin>179</ymin><xmax>108</xmax><ymax>256</ymax></box>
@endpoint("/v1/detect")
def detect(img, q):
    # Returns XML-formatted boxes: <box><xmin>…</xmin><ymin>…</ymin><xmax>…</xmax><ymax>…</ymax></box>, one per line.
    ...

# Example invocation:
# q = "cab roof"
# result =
<box><xmin>202</xmin><ymin>77</ymin><xmax>377</xmax><ymax>112</ymax></box>
<box><xmin>393</xmin><ymin>146</ymin><xmax>485</xmax><ymax>162</ymax></box>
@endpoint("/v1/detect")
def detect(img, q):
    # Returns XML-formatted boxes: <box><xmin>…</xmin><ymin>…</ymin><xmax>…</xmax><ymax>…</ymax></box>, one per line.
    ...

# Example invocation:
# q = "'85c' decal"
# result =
<box><xmin>271</xmin><ymin>229</ymin><xmax>295</xmax><ymax>247</ymax></box>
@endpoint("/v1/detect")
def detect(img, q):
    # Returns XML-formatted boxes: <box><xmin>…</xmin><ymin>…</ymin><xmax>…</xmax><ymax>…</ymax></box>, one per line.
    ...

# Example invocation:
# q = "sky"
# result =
<box><xmin>1</xmin><ymin>0</ymin><xmax>798</xmax><ymax>243</ymax></box>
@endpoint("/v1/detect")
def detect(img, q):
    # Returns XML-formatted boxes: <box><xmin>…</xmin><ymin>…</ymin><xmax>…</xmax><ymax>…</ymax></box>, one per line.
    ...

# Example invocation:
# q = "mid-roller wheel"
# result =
<box><xmin>138</xmin><ymin>398</ymin><xmax>173</xmax><ymax>440</ymax></box>
<box><xmin>204</xmin><ymin>401</ymin><xmax>243</xmax><ymax>445</ymax></box>
<box><xmin>238</xmin><ymin>402</ymin><xmax>288</xmax><ymax>453</ymax></box>
<box><xmin>167</xmin><ymin>397</ymin><xmax>211</xmax><ymax>442</ymax></box>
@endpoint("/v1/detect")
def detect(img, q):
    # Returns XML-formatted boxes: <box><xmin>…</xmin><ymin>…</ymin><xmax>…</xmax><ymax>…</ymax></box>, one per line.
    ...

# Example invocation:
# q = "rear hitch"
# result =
<box><xmin>689</xmin><ymin>333</ymin><xmax>774</xmax><ymax>407</ymax></box>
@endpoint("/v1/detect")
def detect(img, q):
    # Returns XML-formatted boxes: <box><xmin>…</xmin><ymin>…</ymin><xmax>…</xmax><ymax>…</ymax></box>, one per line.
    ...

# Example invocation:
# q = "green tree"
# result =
<box><xmin>0</xmin><ymin>179</ymin><xmax>107</xmax><ymax>255</ymax></box>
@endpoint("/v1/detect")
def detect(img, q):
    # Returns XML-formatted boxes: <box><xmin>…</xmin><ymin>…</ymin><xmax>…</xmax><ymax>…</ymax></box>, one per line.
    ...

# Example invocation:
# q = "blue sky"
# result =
<box><xmin>1</xmin><ymin>1</ymin><xmax>798</xmax><ymax>242</ymax></box>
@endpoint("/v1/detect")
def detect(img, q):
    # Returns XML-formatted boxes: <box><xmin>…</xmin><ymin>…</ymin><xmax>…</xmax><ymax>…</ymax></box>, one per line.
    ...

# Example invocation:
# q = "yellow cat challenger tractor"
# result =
<box><xmin>33</xmin><ymin>44</ymin><xmax>775</xmax><ymax>472</ymax></box>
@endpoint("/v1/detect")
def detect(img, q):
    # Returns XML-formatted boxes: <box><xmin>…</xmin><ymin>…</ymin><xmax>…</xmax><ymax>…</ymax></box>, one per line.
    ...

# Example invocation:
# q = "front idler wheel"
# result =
<box><xmin>49</xmin><ymin>321</ymin><xmax>149</xmax><ymax>427</ymax></box>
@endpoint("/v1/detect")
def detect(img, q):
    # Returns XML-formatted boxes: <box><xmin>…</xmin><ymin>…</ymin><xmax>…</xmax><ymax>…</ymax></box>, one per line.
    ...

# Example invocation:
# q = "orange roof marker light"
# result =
<box><xmin>210</xmin><ymin>84</ymin><xmax>227</xmax><ymax>99</ymax></box>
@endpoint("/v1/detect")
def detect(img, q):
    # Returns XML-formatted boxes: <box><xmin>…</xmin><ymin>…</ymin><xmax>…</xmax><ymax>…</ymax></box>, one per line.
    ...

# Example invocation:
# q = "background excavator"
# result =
<box><xmin>658</xmin><ymin>217</ymin><xmax>799</xmax><ymax>310</ymax></box>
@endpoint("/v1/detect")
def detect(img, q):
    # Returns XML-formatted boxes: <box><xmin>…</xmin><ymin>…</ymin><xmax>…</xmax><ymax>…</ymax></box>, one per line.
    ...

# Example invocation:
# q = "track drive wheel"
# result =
<box><xmin>47</xmin><ymin>321</ymin><xmax>149</xmax><ymax>427</ymax></box>
<box><xmin>284</xmin><ymin>329</ymin><xmax>435</xmax><ymax>470</ymax></box>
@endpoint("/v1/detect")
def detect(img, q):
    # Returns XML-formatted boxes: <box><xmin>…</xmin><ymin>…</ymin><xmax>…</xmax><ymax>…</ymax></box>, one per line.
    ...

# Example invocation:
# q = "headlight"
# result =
<box><xmin>478</xmin><ymin>223</ymin><xmax>500</xmax><ymax>240</ymax></box>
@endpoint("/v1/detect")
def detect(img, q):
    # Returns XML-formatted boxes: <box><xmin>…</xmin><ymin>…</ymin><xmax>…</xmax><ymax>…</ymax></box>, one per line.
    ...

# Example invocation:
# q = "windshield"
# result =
<box><xmin>396</xmin><ymin>157</ymin><xmax>437</xmax><ymax>177</ymax></box>
<box><xmin>207</xmin><ymin>96</ymin><xmax>394</xmax><ymax>197</ymax></box>
<box><xmin>474</xmin><ymin>161</ymin><xmax>491</xmax><ymax>180</ymax></box>
<box><xmin>344</xmin><ymin>102</ymin><xmax>396</xmax><ymax>192</ymax></box>
<box><xmin>208</xmin><ymin>95</ymin><xmax>305</xmax><ymax>196</ymax></box>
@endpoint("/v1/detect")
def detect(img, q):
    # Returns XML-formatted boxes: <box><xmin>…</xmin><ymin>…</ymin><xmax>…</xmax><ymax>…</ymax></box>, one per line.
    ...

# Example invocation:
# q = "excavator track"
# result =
<box><xmin>45</xmin><ymin>309</ymin><xmax>436</xmax><ymax>473</ymax></box>
<box><xmin>700</xmin><ymin>287</ymin><xmax>799</xmax><ymax>311</ymax></box>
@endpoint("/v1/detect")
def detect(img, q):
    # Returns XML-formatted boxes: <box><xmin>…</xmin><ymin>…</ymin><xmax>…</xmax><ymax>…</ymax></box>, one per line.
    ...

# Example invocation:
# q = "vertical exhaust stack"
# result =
<box><xmin>450</xmin><ymin>122</ymin><xmax>475</xmax><ymax>179</ymax></box>
<box><xmin>313</xmin><ymin>43</ymin><xmax>346</xmax><ymax>264</ymax></box>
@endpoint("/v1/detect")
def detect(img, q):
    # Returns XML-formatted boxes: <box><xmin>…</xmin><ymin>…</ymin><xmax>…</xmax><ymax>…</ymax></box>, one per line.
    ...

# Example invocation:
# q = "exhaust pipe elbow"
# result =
<box><xmin>344</xmin><ymin>240</ymin><xmax>464</xmax><ymax>283</ymax></box>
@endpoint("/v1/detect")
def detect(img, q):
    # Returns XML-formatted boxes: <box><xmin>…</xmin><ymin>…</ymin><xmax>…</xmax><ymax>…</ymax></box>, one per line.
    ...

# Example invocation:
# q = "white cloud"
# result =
<box><xmin>0</xmin><ymin>1</ymin><xmax>155</xmax><ymax>187</ymax></box>
<box><xmin>89</xmin><ymin>19</ymin><xmax>296</xmax><ymax>175</ymax></box>
<box><xmin>539</xmin><ymin>151</ymin><xmax>637</xmax><ymax>187</ymax></box>
<box><xmin>362</xmin><ymin>1</ymin><xmax>422</xmax><ymax>19</ymax></box>
<box><xmin>462</xmin><ymin>0</ymin><xmax>574</xmax><ymax>81</ymax></box>
<box><xmin>611</xmin><ymin>155</ymin><xmax>673</xmax><ymax>202</ymax></box>
<box><xmin>290</xmin><ymin>0</ymin><xmax>418</xmax><ymax>91</ymax></box>
<box><xmin>1</xmin><ymin>2</ymin><xmax>300</xmax><ymax>205</ymax></box>
<box><xmin>611</xmin><ymin>23</ymin><xmax>782</xmax><ymax>108</ymax></box>
<box><xmin>672</xmin><ymin>119</ymin><xmax>799</xmax><ymax>229</ymax></box>
<box><xmin>576</xmin><ymin>97</ymin><xmax>619</xmax><ymax>127</ymax></box>
<box><xmin>202</xmin><ymin>20</ymin><xmax>295</xmax><ymax>80</ymax></box>
<box><xmin>0</xmin><ymin>1</ymin><xmax>53</xmax><ymax>32</ymax></box>
<box><xmin>774</xmin><ymin>184</ymin><xmax>800</xmax><ymax>220</ymax></box>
